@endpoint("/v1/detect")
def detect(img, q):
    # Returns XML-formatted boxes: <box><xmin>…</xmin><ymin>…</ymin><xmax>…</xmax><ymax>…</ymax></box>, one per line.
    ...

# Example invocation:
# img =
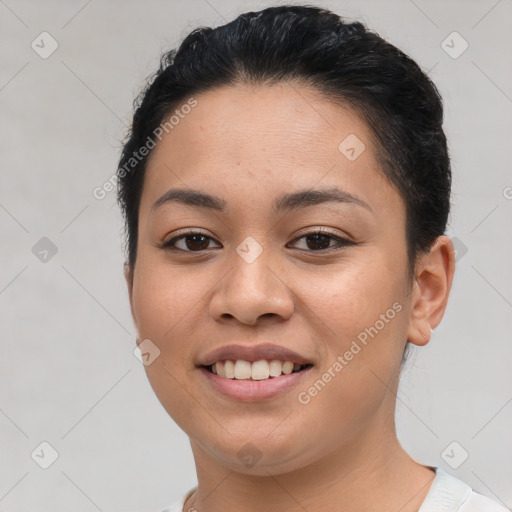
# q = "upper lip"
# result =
<box><xmin>197</xmin><ymin>343</ymin><xmax>314</xmax><ymax>367</ymax></box>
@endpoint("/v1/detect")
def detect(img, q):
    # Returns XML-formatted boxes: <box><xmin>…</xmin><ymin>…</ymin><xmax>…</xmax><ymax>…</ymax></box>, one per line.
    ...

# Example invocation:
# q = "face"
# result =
<box><xmin>125</xmin><ymin>83</ymin><xmax>434</xmax><ymax>475</ymax></box>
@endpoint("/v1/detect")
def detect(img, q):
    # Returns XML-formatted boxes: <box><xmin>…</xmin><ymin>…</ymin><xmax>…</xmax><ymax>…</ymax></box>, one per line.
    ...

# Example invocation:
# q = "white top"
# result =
<box><xmin>158</xmin><ymin>467</ymin><xmax>509</xmax><ymax>512</ymax></box>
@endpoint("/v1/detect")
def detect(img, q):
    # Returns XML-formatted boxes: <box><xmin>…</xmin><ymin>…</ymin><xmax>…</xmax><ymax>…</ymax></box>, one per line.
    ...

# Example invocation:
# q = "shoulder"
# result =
<box><xmin>419</xmin><ymin>467</ymin><xmax>509</xmax><ymax>512</ymax></box>
<box><xmin>460</xmin><ymin>490</ymin><xmax>510</xmax><ymax>512</ymax></box>
<box><xmin>157</xmin><ymin>487</ymin><xmax>197</xmax><ymax>512</ymax></box>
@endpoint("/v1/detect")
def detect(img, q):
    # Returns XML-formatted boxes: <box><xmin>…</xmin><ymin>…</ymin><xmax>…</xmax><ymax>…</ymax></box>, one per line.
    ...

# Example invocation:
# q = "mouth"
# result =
<box><xmin>196</xmin><ymin>343</ymin><xmax>315</xmax><ymax>401</ymax></box>
<box><xmin>198</xmin><ymin>360</ymin><xmax>315</xmax><ymax>402</ymax></box>
<box><xmin>202</xmin><ymin>360</ymin><xmax>314</xmax><ymax>381</ymax></box>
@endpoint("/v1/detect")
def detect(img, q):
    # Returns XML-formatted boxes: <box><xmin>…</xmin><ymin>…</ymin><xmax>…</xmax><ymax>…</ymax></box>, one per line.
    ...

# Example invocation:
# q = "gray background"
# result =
<box><xmin>1</xmin><ymin>0</ymin><xmax>511</xmax><ymax>510</ymax></box>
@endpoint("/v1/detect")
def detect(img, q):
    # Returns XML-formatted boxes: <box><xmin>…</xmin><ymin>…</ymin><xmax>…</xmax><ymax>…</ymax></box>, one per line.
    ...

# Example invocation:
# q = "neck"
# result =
<box><xmin>185</xmin><ymin>419</ymin><xmax>435</xmax><ymax>512</ymax></box>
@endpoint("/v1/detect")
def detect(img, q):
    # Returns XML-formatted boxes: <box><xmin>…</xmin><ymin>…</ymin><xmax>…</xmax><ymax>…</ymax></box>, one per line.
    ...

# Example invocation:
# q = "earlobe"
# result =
<box><xmin>406</xmin><ymin>235</ymin><xmax>456</xmax><ymax>347</ymax></box>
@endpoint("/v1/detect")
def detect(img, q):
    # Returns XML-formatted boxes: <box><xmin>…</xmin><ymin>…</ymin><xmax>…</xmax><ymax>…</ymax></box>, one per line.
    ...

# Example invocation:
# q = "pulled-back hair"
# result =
<box><xmin>117</xmin><ymin>4</ymin><xmax>451</xmax><ymax>280</ymax></box>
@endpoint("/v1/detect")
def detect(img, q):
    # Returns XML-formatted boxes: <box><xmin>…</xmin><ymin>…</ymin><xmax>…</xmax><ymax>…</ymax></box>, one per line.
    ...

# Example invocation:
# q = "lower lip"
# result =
<box><xmin>198</xmin><ymin>366</ymin><xmax>313</xmax><ymax>402</ymax></box>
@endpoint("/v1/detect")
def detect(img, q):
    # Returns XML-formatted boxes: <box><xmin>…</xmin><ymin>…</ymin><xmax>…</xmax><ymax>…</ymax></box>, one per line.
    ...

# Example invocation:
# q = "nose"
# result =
<box><xmin>209</xmin><ymin>248</ymin><xmax>295</xmax><ymax>326</ymax></box>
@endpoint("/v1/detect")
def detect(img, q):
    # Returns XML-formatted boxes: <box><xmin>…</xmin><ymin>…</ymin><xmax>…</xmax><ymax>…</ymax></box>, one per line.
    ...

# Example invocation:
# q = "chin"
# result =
<box><xmin>192</xmin><ymin>427</ymin><xmax>323</xmax><ymax>476</ymax></box>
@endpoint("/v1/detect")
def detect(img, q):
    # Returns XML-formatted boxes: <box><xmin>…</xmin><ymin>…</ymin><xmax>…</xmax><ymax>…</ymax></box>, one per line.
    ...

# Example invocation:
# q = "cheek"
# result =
<box><xmin>309</xmin><ymin>262</ymin><xmax>407</xmax><ymax>347</ymax></box>
<box><xmin>132</xmin><ymin>258</ymin><xmax>206</xmax><ymax>340</ymax></box>
<box><xmin>295</xmin><ymin>365</ymin><xmax>390</xmax><ymax>457</ymax></box>
<box><xmin>130</xmin><ymin>259</ymin><xmax>209</xmax><ymax>413</ymax></box>
<box><xmin>294</xmin><ymin>283</ymin><xmax>406</xmax><ymax>453</ymax></box>
<box><xmin>131</xmin><ymin>262</ymin><xmax>206</xmax><ymax>429</ymax></box>
<box><xmin>302</xmin><ymin>264</ymin><xmax>408</xmax><ymax>405</ymax></box>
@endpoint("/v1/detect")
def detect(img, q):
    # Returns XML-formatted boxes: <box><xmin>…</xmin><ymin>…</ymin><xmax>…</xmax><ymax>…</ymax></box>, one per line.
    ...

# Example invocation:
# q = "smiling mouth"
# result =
<box><xmin>203</xmin><ymin>360</ymin><xmax>314</xmax><ymax>381</ymax></box>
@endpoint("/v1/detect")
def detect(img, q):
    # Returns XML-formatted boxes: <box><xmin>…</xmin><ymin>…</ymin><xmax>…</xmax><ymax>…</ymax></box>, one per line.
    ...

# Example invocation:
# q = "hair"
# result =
<box><xmin>117</xmin><ymin>4</ymin><xmax>451</xmax><ymax>287</ymax></box>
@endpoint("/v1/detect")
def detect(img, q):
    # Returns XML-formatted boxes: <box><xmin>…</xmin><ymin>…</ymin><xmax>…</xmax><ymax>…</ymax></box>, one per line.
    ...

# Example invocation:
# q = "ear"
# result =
<box><xmin>124</xmin><ymin>262</ymin><xmax>138</xmax><ymax>333</ymax></box>
<box><xmin>406</xmin><ymin>235</ymin><xmax>456</xmax><ymax>346</ymax></box>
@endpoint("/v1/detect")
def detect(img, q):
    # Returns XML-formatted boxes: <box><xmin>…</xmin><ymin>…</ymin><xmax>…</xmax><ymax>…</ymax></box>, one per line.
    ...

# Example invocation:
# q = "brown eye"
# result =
<box><xmin>303</xmin><ymin>233</ymin><xmax>333</xmax><ymax>250</ymax></box>
<box><xmin>181</xmin><ymin>234</ymin><xmax>211</xmax><ymax>251</ymax></box>
<box><xmin>162</xmin><ymin>232</ymin><xmax>221</xmax><ymax>252</ymax></box>
<box><xmin>288</xmin><ymin>230</ymin><xmax>355</xmax><ymax>252</ymax></box>
<box><xmin>161</xmin><ymin>229</ymin><xmax>355</xmax><ymax>254</ymax></box>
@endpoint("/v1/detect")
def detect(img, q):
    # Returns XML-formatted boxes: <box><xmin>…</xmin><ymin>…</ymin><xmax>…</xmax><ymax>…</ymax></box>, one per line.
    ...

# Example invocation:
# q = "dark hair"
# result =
<box><xmin>117</xmin><ymin>4</ymin><xmax>451</xmax><ymax>282</ymax></box>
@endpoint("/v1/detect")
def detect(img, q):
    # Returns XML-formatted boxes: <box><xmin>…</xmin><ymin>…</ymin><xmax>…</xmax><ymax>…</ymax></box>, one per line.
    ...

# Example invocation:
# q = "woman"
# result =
<box><xmin>116</xmin><ymin>5</ymin><xmax>508</xmax><ymax>512</ymax></box>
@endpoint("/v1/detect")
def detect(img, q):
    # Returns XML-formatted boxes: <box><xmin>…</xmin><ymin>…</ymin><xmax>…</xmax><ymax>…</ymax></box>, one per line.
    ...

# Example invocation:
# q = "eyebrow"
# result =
<box><xmin>151</xmin><ymin>186</ymin><xmax>372</xmax><ymax>214</ymax></box>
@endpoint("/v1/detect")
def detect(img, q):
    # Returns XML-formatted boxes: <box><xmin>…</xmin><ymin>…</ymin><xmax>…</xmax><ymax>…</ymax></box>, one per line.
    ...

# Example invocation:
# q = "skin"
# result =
<box><xmin>124</xmin><ymin>82</ymin><xmax>456</xmax><ymax>512</ymax></box>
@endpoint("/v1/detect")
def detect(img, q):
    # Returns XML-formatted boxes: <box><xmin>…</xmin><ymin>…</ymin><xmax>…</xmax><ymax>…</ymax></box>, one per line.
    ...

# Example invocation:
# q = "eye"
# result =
<box><xmin>161</xmin><ymin>230</ymin><xmax>221</xmax><ymax>252</ymax></box>
<box><xmin>161</xmin><ymin>228</ymin><xmax>355</xmax><ymax>254</ymax></box>
<box><xmin>288</xmin><ymin>229</ymin><xmax>355</xmax><ymax>252</ymax></box>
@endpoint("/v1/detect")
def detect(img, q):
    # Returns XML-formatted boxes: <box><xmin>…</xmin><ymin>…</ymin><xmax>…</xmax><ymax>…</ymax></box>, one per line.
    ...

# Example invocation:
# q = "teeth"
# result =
<box><xmin>217</xmin><ymin>360</ymin><xmax>226</xmax><ymax>378</ymax></box>
<box><xmin>234</xmin><ymin>360</ymin><xmax>252</xmax><ymax>379</ymax></box>
<box><xmin>282</xmin><ymin>361</ymin><xmax>294</xmax><ymax>375</ymax></box>
<box><xmin>252</xmin><ymin>360</ymin><xmax>270</xmax><ymax>380</ymax></box>
<box><xmin>211</xmin><ymin>359</ymin><xmax>308</xmax><ymax>380</ymax></box>
<box><xmin>269</xmin><ymin>359</ymin><xmax>283</xmax><ymax>377</ymax></box>
<box><xmin>224</xmin><ymin>360</ymin><xmax>235</xmax><ymax>379</ymax></box>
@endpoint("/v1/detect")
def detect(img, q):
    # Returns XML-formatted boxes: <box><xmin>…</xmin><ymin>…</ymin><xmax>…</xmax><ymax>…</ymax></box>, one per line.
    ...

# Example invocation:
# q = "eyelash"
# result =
<box><xmin>161</xmin><ymin>228</ymin><xmax>355</xmax><ymax>254</ymax></box>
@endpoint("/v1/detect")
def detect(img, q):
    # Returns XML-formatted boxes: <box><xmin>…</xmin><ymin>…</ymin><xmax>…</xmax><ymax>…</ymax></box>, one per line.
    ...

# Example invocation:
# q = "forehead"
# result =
<box><xmin>148</xmin><ymin>83</ymin><xmax>375</xmax><ymax>169</ymax></box>
<box><xmin>140</xmin><ymin>83</ymin><xmax>403</xmax><ymax>219</ymax></box>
